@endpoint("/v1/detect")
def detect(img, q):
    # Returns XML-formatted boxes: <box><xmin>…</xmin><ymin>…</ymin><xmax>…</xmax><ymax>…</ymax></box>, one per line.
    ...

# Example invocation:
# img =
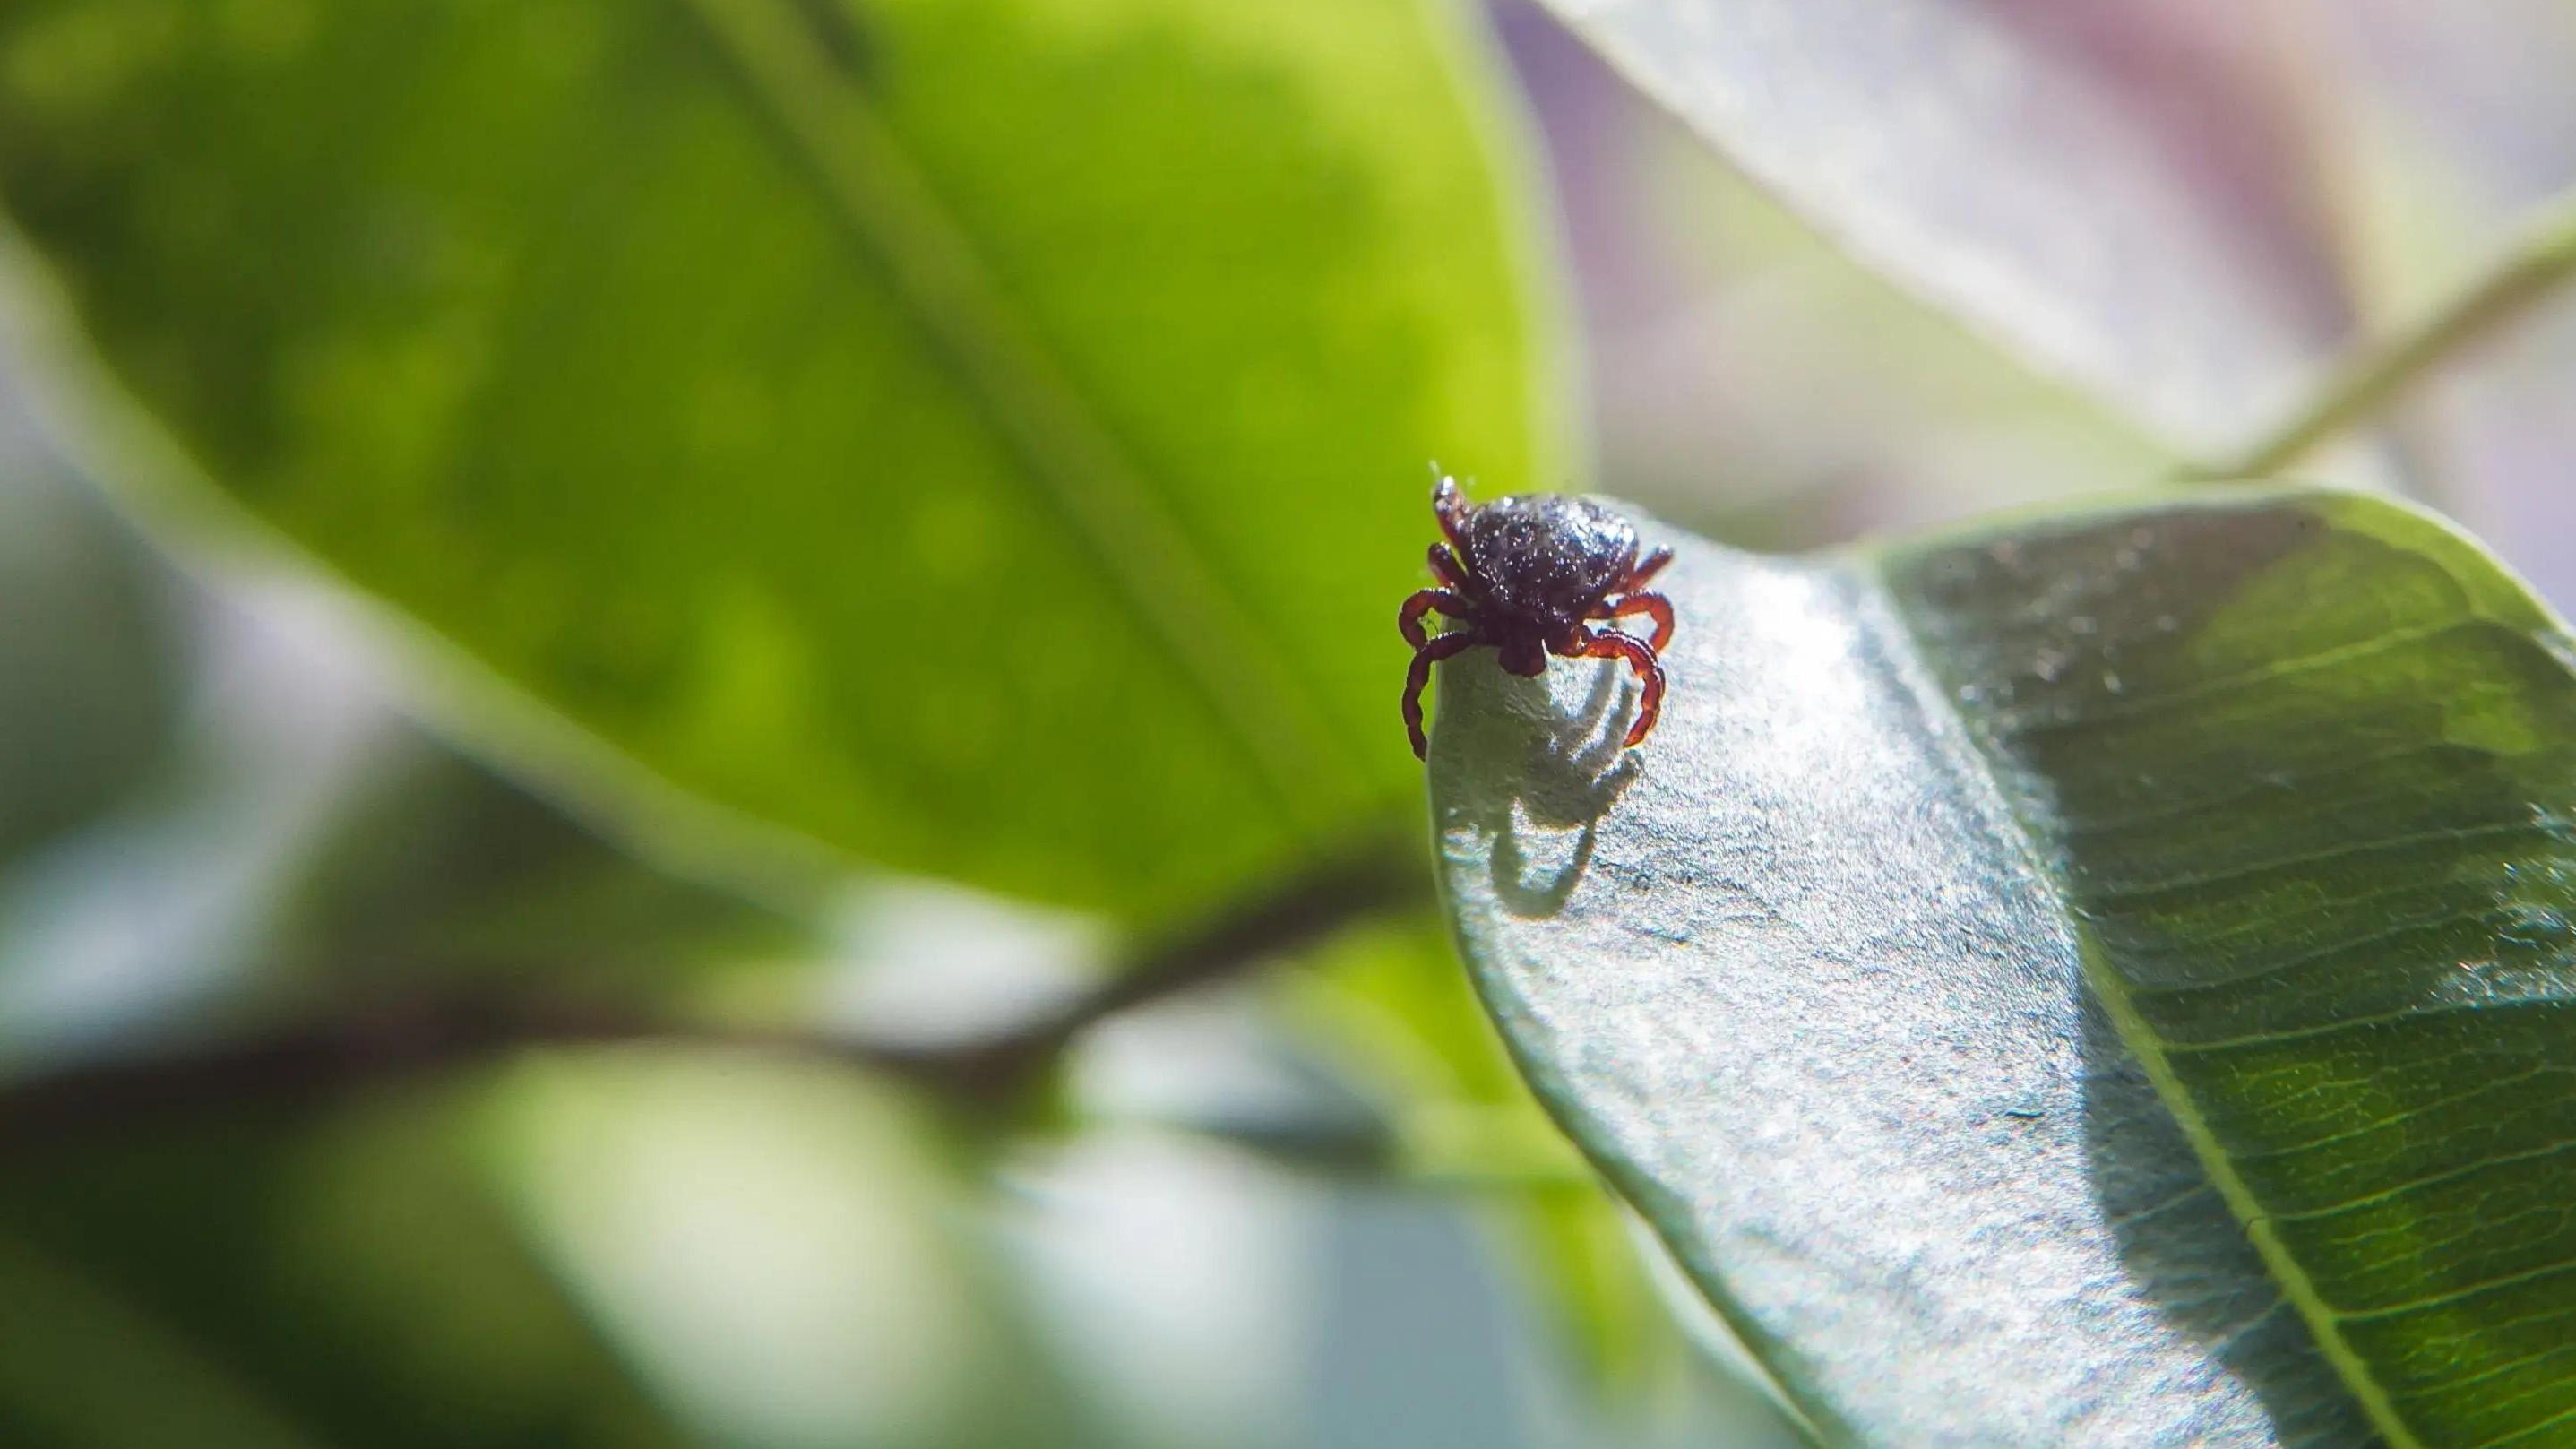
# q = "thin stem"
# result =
<box><xmin>0</xmin><ymin>834</ymin><xmax>1431</xmax><ymax>1150</ymax></box>
<box><xmin>2208</xmin><ymin>187</ymin><xmax>2576</xmax><ymax>481</ymax></box>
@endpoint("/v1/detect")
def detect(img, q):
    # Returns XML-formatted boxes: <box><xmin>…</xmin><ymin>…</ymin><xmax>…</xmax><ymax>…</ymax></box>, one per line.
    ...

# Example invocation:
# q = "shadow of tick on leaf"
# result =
<box><xmin>1438</xmin><ymin>657</ymin><xmax>1642</xmax><ymax>918</ymax></box>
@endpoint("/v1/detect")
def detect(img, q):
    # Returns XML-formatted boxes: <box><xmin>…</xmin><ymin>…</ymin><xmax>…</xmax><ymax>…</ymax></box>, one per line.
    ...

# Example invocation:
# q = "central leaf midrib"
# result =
<box><xmin>670</xmin><ymin>0</ymin><xmax>1363</xmax><ymax>829</ymax></box>
<box><xmin>1853</xmin><ymin>548</ymin><xmax>2429</xmax><ymax>1449</ymax></box>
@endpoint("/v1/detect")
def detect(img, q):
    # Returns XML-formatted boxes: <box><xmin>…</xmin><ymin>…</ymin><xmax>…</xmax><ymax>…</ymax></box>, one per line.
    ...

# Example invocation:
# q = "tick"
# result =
<box><xmin>1399</xmin><ymin>473</ymin><xmax>1675</xmax><ymax>760</ymax></box>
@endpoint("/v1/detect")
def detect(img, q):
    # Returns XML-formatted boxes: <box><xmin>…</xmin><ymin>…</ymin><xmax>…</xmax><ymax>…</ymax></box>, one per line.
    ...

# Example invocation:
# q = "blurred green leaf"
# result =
<box><xmin>486</xmin><ymin>1047</ymin><xmax>1091</xmax><ymax>1449</ymax></box>
<box><xmin>0</xmin><ymin>599</ymin><xmax>818</xmax><ymax>1067</ymax></box>
<box><xmin>263</xmin><ymin>737</ymin><xmax>817</xmax><ymax>996</ymax></box>
<box><xmin>0</xmin><ymin>454</ymin><xmax>178</xmax><ymax>868</ymax></box>
<box><xmin>1521</xmin><ymin>0</ymin><xmax>2356</xmax><ymax>458</ymax></box>
<box><xmin>0</xmin><ymin>1089</ymin><xmax>695</xmax><ymax>1449</ymax></box>
<box><xmin>1434</xmin><ymin>487</ymin><xmax>2576</xmax><ymax>1446</ymax></box>
<box><xmin>0</xmin><ymin>1232</ymin><xmax>328</xmax><ymax>1449</ymax></box>
<box><xmin>0</xmin><ymin>1049</ymin><xmax>1114</xmax><ymax>1449</ymax></box>
<box><xmin>0</xmin><ymin>0</ymin><xmax>1566</xmax><ymax>923</ymax></box>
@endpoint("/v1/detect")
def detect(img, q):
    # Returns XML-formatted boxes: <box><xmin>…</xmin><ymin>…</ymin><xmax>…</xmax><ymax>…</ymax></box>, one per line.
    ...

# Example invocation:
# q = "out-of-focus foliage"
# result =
<box><xmin>0</xmin><ymin>396</ymin><xmax>817</xmax><ymax>1065</ymax></box>
<box><xmin>1489</xmin><ymin>3</ymin><xmax>2174</xmax><ymax>548</ymax></box>
<box><xmin>2285</xmin><ymin>2</ymin><xmax>2576</xmax><ymax>603</ymax></box>
<box><xmin>0</xmin><ymin>451</ymin><xmax>175</xmax><ymax>872</ymax></box>
<box><xmin>486</xmin><ymin>1048</ymin><xmax>1096</xmax><ymax>1449</ymax></box>
<box><xmin>0</xmin><ymin>0</ymin><xmax>1565</xmax><ymax>924</ymax></box>
<box><xmin>1516</xmin><ymin>0</ymin><xmax>2361</xmax><ymax>460</ymax></box>
<box><xmin>0</xmin><ymin>1047</ymin><xmax>1113</xmax><ymax>1449</ymax></box>
<box><xmin>3</xmin><ymin>0</ymin><xmax>2576</xmax><ymax>1446</ymax></box>
<box><xmin>0</xmin><ymin>0</ymin><xmax>1658</xmax><ymax>1442</ymax></box>
<box><xmin>0</xmin><ymin>456</ymin><xmax>877</xmax><ymax>1449</ymax></box>
<box><xmin>1295</xmin><ymin>919</ymin><xmax>1685</xmax><ymax>1394</ymax></box>
<box><xmin>0</xmin><ymin>1084</ymin><xmax>689</xmax><ymax>1449</ymax></box>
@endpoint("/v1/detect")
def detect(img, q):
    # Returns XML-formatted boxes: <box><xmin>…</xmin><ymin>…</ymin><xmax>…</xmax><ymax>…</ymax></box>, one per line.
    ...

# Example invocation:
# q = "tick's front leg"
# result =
<box><xmin>1598</xmin><ymin>591</ymin><xmax>1675</xmax><ymax>651</ymax></box>
<box><xmin>1618</xmin><ymin>547</ymin><xmax>1672</xmax><ymax>592</ymax></box>
<box><xmin>1404</xmin><ymin>632</ymin><xmax>1479</xmax><ymax>759</ymax></box>
<box><xmin>1428</xmin><ymin>543</ymin><xmax>1473</xmax><ymax>593</ymax></box>
<box><xmin>1398</xmin><ymin>588</ymin><xmax>1471</xmax><ymax>648</ymax></box>
<box><xmin>1572</xmin><ymin>626</ymin><xmax>1665</xmax><ymax>747</ymax></box>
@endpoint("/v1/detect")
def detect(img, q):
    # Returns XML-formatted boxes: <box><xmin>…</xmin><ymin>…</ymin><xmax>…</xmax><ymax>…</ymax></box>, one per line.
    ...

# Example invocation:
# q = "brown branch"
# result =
<box><xmin>0</xmin><ymin>832</ymin><xmax>1432</xmax><ymax>1151</ymax></box>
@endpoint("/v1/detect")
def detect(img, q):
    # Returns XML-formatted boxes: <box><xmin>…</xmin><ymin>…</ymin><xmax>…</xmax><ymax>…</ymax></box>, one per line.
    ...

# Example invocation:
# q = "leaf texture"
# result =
<box><xmin>1436</xmin><ymin>487</ymin><xmax>2575</xmax><ymax>1447</ymax></box>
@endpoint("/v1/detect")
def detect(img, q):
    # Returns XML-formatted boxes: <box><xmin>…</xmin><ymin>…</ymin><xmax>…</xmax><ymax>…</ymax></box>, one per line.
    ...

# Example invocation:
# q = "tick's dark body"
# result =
<box><xmin>1398</xmin><ymin>477</ymin><xmax>1674</xmax><ymax>759</ymax></box>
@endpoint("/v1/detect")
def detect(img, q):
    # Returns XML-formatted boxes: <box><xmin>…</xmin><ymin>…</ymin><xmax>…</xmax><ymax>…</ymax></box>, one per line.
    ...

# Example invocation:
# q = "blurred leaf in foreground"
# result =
<box><xmin>1434</xmin><ymin>487</ymin><xmax>2576</xmax><ymax>1447</ymax></box>
<box><xmin>2286</xmin><ymin>4</ymin><xmax>2576</xmax><ymax>604</ymax></box>
<box><xmin>0</xmin><ymin>1048</ymin><xmax>1098</xmax><ymax>1449</ymax></box>
<box><xmin>0</xmin><ymin>571</ymin><xmax>819</xmax><ymax>1071</ymax></box>
<box><xmin>0</xmin><ymin>0</ymin><xmax>1567</xmax><ymax>923</ymax></box>
<box><xmin>487</xmin><ymin>1047</ymin><xmax>1088</xmax><ymax>1449</ymax></box>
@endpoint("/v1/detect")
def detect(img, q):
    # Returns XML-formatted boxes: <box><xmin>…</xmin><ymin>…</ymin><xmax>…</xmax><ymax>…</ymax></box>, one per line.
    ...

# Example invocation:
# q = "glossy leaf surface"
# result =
<box><xmin>0</xmin><ymin>0</ymin><xmax>1563</xmax><ymax>922</ymax></box>
<box><xmin>1434</xmin><ymin>487</ymin><xmax>2576</xmax><ymax>1447</ymax></box>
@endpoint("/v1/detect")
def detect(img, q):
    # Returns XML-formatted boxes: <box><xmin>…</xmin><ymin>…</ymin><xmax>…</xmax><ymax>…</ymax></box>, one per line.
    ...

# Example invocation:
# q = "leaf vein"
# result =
<box><xmin>2274</xmin><ymin>1138</ymin><xmax>2576</xmax><ymax>1225</ymax></box>
<box><xmin>1990</xmin><ymin>617</ymin><xmax>2486</xmax><ymax>740</ymax></box>
<box><xmin>2228</xmin><ymin>1067</ymin><xmax>2558</xmax><ymax>1163</ymax></box>
<box><xmin>2167</xmin><ymin>992</ymin><xmax>2576</xmax><ymax>1057</ymax></box>
<box><xmin>2076</xmin><ymin>819</ymin><xmax>2560</xmax><ymax>905</ymax></box>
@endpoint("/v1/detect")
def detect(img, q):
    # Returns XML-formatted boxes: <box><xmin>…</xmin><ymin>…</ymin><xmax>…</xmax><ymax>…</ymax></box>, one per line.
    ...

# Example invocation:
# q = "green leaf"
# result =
<box><xmin>0</xmin><ymin>1232</ymin><xmax>332</xmax><ymax>1449</ymax></box>
<box><xmin>0</xmin><ymin>1050</ymin><xmax>1099</xmax><ymax>1449</ymax></box>
<box><xmin>0</xmin><ymin>455</ymin><xmax>179</xmax><ymax>868</ymax></box>
<box><xmin>483</xmin><ymin>1047</ymin><xmax>1090</xmax><ymax>1449</ymax></box>
<box><xmin>0</xmin><ymin>612</ymin><xmax>817</xmax><ymax>1070</ymax></box>
<box><xmin>0</xmin><ymin>1088</ymin><xmax>697</xmax><ymax>1449</ymax></box>
<box><xmin>1521</xmin><ymin>0</ymin><xmax>2354</xmax><ymax>457</ymax></box>
<box><xmin>1434</xmin><ymin>486</ymin><xmax>2576</xmax><ymax>1448</ymax></box>
<box><xmin>0</xmin><ymin>0</ymin><xmax>1565</xmax><ymax>921</ymax></box>
<box><xmin>263</xmin><ymin>735</ymin><xmax>818</xmax><ymax>993</ymax></box>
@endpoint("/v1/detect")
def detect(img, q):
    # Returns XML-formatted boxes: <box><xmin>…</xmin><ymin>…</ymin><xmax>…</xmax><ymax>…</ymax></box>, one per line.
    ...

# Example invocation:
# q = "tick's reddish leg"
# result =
<box><xmin>1573</xmin><ymin>626</ymin><xmax>1666</xmax><ymax>747</ymax></box>
<box><xmin>1398</xmin><ymin>588</ymin><xmax>1470</xmax><ymax>649</ymax></box>
<box><xmin>1432</xmin><ymin>474</ymin><xmax>1472</xmax><ymax>553</ymax></box>
<box><xmin>1599</xmin><ymin>591</ymin><xmax>1675</xmax><ymax>651</ymax></box>
<box><xmin>1404</xmin><ymin>633</ymin><xmax>1479</xmax><ymax>760</ymax></box>
<box><xmin>1618</xmin><ymin>548</ymin><xmax>1672</xmax><ymax>592</ymax></box>
<box><xmin>1428</xmin><ymin>543</ymin><xmax>1472</xmax><ymax>592</ymax></box>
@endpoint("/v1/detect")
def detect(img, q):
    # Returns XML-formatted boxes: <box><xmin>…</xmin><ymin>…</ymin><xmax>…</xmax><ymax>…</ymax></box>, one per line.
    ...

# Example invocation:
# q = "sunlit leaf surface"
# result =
<box><xmin>0</xmin><ymin>0</ymin><xmax>1564</xmax><ymax>922</ymax></box>
<box><xmin>1434</xmin><ymin>487</ymin><xmax>2576</xmax><ymax>1447</ymax></box>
